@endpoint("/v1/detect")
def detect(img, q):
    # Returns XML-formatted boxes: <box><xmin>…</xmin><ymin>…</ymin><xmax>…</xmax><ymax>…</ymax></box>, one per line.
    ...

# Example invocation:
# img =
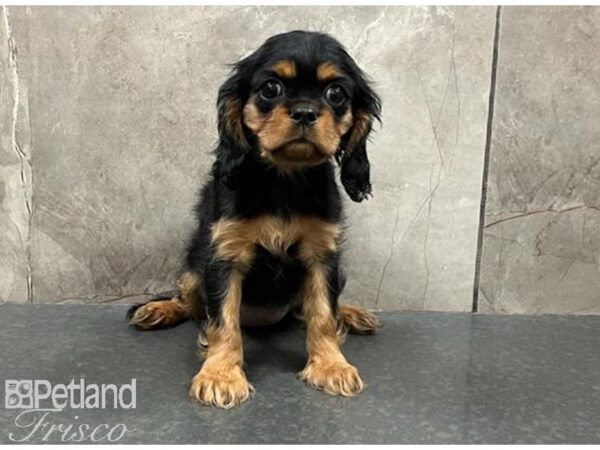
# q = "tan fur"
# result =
<box><xmin>347</xmin><ymin>109</ymin><xmax>372</xmax><ymax>149</ymax></box>
<box><xmin>338</xmin><ymin>109</ymin><xmax>354</xmax><ymax>137</ymax></box>
<box><xmin>254</xmin><ymin>104</ymin><xmax>298</xmax><ymax>152</ymax></box>
<box><xmin>212</xmin><ymin>216</ymin><xmax>340</xmax><ymax>269</ymax></box>
<box><xmin>338</xmin><ymin>304</ymin><xmax>380</xmax><ymax>335</ymax></box>
<box><xmin>129</xmin><ymin>296</ymin><xmax>191</xmax><ymax>330</ymax></box>
<box><xmin>177</xmin><ymin>271</ymin><xmax>205</xmax><ymax>321</ymax></box>
<box><xmin>316</xmin><ymin>62</ymin><xmax>341</xmax><ymax>81</ymax></box>
<box><xmin>177</xmin><ymin>272</ymin><xmax>200</xmax><ymax>301</ymax></box>
<box><xmin>271</xmin><ymin>59</ymin><xmax>297</xmax><ymax>79</ymax></box>
<box><xmin>210</xmin><ymin>220</ymin><xmax>256</xmax><ymax>272</ymax></box>
<box><xmin>222</xmin><ymin>96</ymin><xmax>246</xmax><ymax>142</ymax></box>
<box><xmin>189</xmin><ymin>270</ymin><xmax>253</xmax><ymax>409</ymax></box>
<box><xmin>312</xmin><ymin>108</ymin><xmax>344</xmax><ymax>155</ymax></box>
<box><xmin>268</xmin><ymin>144</ymin><xmax>329</xmax><ymax>173</ymax></box>
<box><xmin>298</xmin><ymin>262</ymin><xmax>364</xmax><ymax>396</ymax></box>
<box><xmin>242</xmin><ymin>96</ymin><xmax>266</xmax><ymax>133</ymax></box>
<box><xmin>129</xmin><ymin>271</ymin><xmax>203</xmax><ymax>329</ymax></box>
<box><xmin>243</xmin><ymin>98</ymin><xmax>353</xmax><ymax>170</ymax></box>
<box><xmin>244</xmin><ymin>102</ymin><xmax>318</xmax><ymax>168</ymax></box>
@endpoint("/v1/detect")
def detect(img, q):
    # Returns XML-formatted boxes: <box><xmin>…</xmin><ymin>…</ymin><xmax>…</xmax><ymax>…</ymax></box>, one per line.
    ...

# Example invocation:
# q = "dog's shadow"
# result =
<box><xmin>241</xmin><ymin>317</ymin><xmax>307</xmax><ymax>376</ymax></box>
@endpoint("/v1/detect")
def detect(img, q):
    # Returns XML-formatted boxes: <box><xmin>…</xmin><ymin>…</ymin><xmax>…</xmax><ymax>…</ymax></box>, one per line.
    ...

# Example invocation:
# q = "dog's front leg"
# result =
<box><xmin>189</xmin><ymin>257</ymin><xmax>253</xmax><ymax>409</ymax></box>
<box><xmin>298</xmin><ymin>254</ymin><xmax>363</xmax><ymax>397</ymax></box>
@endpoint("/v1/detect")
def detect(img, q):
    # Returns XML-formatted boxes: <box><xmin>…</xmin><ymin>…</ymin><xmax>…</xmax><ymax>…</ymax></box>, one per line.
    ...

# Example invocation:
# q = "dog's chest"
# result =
<box><xmin>211</xmin><ymin>215</ymin><xmax>340</xmax><ymax>268</ymax></box>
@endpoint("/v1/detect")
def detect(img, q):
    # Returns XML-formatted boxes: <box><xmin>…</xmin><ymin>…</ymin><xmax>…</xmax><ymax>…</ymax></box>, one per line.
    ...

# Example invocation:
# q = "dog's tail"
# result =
<box><xmin>337</xmin><ymin>304</ymin><xmax>380</xmax><ymax>335</ymax></box>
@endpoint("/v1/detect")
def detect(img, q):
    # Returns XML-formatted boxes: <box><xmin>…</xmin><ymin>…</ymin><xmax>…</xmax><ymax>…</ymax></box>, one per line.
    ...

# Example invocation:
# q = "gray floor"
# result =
<box><xmin>0</xmin><ymin>304</ymin><xmax>599</xmax><ymax>444</ymax></box>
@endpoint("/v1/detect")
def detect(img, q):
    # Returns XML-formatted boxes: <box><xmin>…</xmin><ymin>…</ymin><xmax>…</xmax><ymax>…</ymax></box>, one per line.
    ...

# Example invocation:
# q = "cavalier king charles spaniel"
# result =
<box><xmin>128</xmin><ymin>30</ymin><xmax>382</xmax><ymax>409</ymax></box>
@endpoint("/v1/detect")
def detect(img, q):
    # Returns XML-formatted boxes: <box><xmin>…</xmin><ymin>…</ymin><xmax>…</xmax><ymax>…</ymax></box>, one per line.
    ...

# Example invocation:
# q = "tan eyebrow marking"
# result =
<box><xmin>271</xmin><ymin>59</ymin><xmax>297</xmax><ymax>79</ymax></box>
<box><xmin>317</xmin><ymin>62</ymin><xmax>341</xmax><ymax>81</ymax></box>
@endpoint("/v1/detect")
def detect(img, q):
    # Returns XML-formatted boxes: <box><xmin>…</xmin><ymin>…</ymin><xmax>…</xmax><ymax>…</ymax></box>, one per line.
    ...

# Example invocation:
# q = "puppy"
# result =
<box><xmin>128</xmin><ymin>30</ymin><xmax>382</xmax><ymax>409</ymax></box>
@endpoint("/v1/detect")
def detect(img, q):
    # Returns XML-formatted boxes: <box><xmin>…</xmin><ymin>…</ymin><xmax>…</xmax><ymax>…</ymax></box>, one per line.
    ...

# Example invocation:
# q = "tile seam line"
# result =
<box><xmin>472</xmin><ymin>5</ymin><xmax>502</xmax><ymax>313</ymax></box>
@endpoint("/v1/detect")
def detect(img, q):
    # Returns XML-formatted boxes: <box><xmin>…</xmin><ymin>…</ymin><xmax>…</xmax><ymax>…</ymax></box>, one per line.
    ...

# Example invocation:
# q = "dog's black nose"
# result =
<box><xmin>290</xmin><ymin>105</ymin><xmax>318</xmax><ymax>126</ymax></box>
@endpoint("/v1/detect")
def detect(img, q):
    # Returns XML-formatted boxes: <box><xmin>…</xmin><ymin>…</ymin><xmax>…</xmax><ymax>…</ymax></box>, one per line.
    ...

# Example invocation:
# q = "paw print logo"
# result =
<box><xmin>4</xmin><ymin>380</ymin><xmax>34</xmax><ymax>409</ymax></box>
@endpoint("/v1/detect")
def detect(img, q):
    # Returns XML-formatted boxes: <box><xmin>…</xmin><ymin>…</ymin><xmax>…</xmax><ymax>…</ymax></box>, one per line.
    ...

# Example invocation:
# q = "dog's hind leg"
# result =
<box><xmin>127</xmin><ymin>272</ymin><xmax>203</xmax><ymax>330</ymax></box>
<box><xmin>331</xmin><ymin>268</ymin><xmax>380</xmax><ymax>335</ymax></box>
<box><xmin>337</xmin><ymin>304</ymin><xmax>380</xmax><ymax>335</ymax></box>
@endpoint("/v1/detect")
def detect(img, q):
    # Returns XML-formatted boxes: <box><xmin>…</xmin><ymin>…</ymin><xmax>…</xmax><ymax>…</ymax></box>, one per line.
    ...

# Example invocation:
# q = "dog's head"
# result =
<box><xmin>215</xmin><ymin>31</ymin><xmax>381</xmax><ymax>202</ymax></box>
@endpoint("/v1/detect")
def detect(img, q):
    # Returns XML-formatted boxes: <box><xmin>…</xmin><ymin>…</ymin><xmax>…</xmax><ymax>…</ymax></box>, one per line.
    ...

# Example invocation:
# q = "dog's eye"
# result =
<box><xmin>260</xmin><ymin>80</ymin><xmax>283</xmax><ymax>100</ymax></box>
<box><xmin>324</xmin><ymin>85</ymin><xmax>347</xmax><ymax>106</ymax></box>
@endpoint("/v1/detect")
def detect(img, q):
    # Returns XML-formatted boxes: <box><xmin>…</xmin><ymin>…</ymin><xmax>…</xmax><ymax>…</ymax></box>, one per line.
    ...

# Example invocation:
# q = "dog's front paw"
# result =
<box><xmin>299</xmin><ymin>360</ymin><xmax>363</xmax><ymax>396</ymax></box>
<box><xmin>189</xmin><ymin>365</ymin><xmax>253</xmax><ymax>409</ymax></box>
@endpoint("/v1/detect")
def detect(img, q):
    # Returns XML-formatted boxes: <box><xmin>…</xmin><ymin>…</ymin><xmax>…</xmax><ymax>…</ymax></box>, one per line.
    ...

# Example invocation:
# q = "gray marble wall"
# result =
<box><xmin>1</xmin><ymin>6</ymin><xmax>598</xmax><ymax>315</ymax></box>
<box><xmin>479</xmin><ymin>6</ymin><xmax>600</xmax><ymax>315</ymax></box>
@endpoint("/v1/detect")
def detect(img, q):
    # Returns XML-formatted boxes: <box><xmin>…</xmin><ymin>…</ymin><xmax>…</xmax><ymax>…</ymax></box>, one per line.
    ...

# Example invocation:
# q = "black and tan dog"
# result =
<box><xmin>128</xmin><ymin>31</ymin><xmax>382</xmax><ymax>409</ymax></box>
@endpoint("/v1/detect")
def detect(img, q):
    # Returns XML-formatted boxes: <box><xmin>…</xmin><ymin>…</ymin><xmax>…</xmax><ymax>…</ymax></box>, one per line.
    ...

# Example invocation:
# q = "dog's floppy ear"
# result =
<box><xmin>338</xmin><ymin>70</ymin><xmax>381</xmax><ymax>202</ymax></box>
<box><xmin>214</xmin><ymin>60</ymin><xmax>253</xmax><ymax>185</ymax></box>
